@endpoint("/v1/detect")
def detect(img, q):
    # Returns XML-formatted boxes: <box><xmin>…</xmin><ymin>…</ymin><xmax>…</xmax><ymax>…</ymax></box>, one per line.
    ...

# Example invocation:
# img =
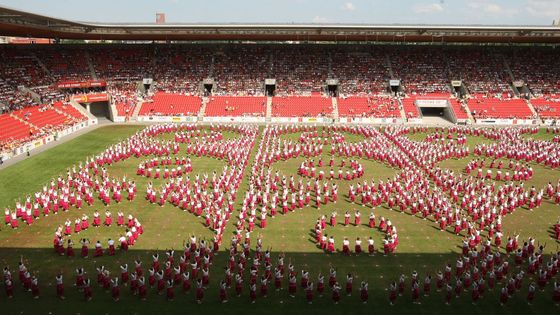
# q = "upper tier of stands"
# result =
<box><xmin>205</xmin><ymin>96</ymin><xmax>266</xmax><ymax>117</ymax></box>
<box><xmin>1</xmin><ymin>44</ymin><xmax>556</xmax><ymax>102</ymax></box>
<box><xmin>331</xmin><ymin>47</ymin><xmax>389</xmax><ymax>96</ymax></box>
<box><xmin>447</xmin><ymin>47</ymin><xmax>511</xmax><ymax>95</ymax></box>
<box><xmin>505</xmin><ymin>47</ymin><xmax>560</xmax><ymax>96</ymax></box>
<box><xmin>391</xmin><ymin>46</ymin><xmax>450</xmax><ymax>95</ymax></box>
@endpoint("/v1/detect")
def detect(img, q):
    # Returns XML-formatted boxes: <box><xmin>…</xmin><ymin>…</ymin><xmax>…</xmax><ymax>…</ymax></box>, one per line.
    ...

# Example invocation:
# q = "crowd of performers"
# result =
<box><xmin>3</xmin><ymin>172</ymin><xmax>137</xmax><ymax>229</ymax></box>
<box><xmin>142</xmin><ymin>125</ymin><xmax>258</xmax><ymax>252</ymax></box>
<box><xmin>388</xmin><ymin>237</ymin><xmax>560</xmax><ymax>306</ymax></box>
<box><xmin>136</xmin><ymin>156</ymin><xmax>193</xmax><ymax>179</ymax></box>
<box><xmin>2</xmin><ymin>236</ymin><xmax>373</xmax><ymax>305</ymax></box>
<box><xmin>464</xmin><ymin>158</ymin><xmax>534</xmax><ymax>182</ymax></box>
<box><xmin>3</xmin><ymin>123</ymin><xmax>257</xmax><ymax>231</ymax></box>
<box><xmin>313</xmin><ymin>211</ymin><xmax>398</xmax><ymax>255</ymax></box>
<box><xmin>5</xmin><ymin>235</ymin><xmax>560</xmax><ymax>305</ymax></box>
<box><xmin>3</xmin><ymin>123</ymin><xmax>560</xmax><ymax>306</ymax></box>
<box><xmin>297</xmin><ymin>158</ymin><xmax>364</xmax><ymax>181</ymax></box>
<box><xmin>52</xmin><ymin>211</ymin><xmax>143</xmax><ymax>257</ymax></box>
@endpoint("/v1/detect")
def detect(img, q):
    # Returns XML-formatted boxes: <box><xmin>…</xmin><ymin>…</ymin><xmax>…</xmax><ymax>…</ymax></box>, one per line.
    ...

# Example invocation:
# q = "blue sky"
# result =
<box><xmin>0</xmin><ymin>0</ymin><xmax>559</xmax><ymax>25</ymax></box>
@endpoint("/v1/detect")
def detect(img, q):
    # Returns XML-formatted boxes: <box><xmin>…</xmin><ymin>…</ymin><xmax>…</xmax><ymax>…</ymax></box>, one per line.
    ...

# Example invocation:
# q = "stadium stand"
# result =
<box><xmin>448</xmin><ymin>98</ymin><xmax>469</xmax><ymax>120</ymax></box>
<box><xmin>531</xmin><ymin>97</ymin><xmax>560</xmax><ymax>119</ymax></box>
<box><xmin>401</xmin><ymin>97</ymin><xmax>421</xmax><ymax>119</ymax></box>
<box><xmin>138</xmin><ymin>92</ymin><xmax>202</xmax><ymax>116</ymax></box>
<box><xmin>205</xmin><ymin>96</ymin><xmax>266</xmax><ymax>117</ymax></box>
<box><xmin>337</xmin><ymin>96</ymin><xmax>400</xmax><ymax>118</ymax></box>
<box><xmin>468</xmin><ymin>97</ymin><xmax>533</xmax><ymax>119</ymax></box>
<box><xmin>271</xmin><ymin>96</ymin><xmax>332</xmax><ymax>117</ymax></box>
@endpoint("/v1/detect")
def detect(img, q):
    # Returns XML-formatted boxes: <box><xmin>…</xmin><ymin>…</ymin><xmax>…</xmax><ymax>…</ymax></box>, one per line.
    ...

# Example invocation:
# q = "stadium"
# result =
<box><xmin>0</xmin><ymin>1</ymin><xmax>560</xmax><ymax>314</ymax></box>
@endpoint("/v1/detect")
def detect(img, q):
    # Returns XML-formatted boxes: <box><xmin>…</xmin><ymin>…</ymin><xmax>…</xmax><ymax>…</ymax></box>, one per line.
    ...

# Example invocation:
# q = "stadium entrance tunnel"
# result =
<box><xmin>420</xmin><ymin>107</ymin><xmax>444</xmax><ymax>117</ymax></box>
<box><xmin>419</xmin><ymin>104</ymin><xmax>455</xmax><ymax>123</ymax></box>
<box><xmin>84</xmin><ymin>101</ymin><xmax>111</xmax><ymax>120</ymax></box>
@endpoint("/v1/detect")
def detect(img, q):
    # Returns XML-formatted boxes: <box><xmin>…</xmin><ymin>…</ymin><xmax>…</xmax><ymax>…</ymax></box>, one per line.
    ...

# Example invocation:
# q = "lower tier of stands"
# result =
<box><xmin>468</xmin><ymin>98</ymin><xmax>533</xmax><ymax>119</ymax></box>
<box><xmin>12</xmin><ymin>105</ymin><xmax>72</xmax><ymax>128</ymax></box>
<box><xmin>271</xmin><ymin>96</ymin><xmax>332</xmax><ymax>117</ymax></box>
<box><xmin>115</xmin><ymin>101</ymin><xmax>136</xmax><ymax>117</ymax></box>
<box><xmin>401</xmin><ymin>98</ymin><xmax>421</xmax><ymax>119</ymax></box>
<box><xmin>139</xmin><ymin>92</ymin><xmax>201</xmax><ymax>116</ymax></box>
<box><xmin>448</xmin><ymin>98</ymin><xmax>469</xmax><ymax>120</ymax></box>
<box><xmin>53</xmin><ymin>102</ymin><xmax>87</xmax><ymax>121</ymax></box>
<box><xmin>531</xmin><ymin>97</ymin><xmax>560</xmax><ymax>118</ymax></box>
<box><xmin>205</xmin><ymin>96</ymin><xmax>266</xmax><ymax>117</ymax></box>
<box><xmin>0</xmin><ymin>114</ymin><xmax>31</xmax><ymax>144</ymax></box>
<box><xmin>337</xmin><ymin>96</ymin><xmax>401</xmax><ymax>118</ymax></box>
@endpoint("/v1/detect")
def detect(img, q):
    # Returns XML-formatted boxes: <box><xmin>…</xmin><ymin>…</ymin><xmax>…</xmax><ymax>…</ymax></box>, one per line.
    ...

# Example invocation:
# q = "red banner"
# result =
<box><xmin>72</xmin><ymin>93</ymin><xmax>109</xmax><ymax>103</ymax></box>
<box><xmin>56</xmin><ymin>80</ymin><xmax>107</xmax><ymax>89</ymax></box>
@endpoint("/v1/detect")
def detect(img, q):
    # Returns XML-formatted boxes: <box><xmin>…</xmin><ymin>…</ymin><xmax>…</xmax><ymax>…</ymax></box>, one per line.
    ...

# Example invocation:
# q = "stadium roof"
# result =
<box><xmin>1</xmin><ymin>6</ymin><xmax>560</xmax><ymax>43</ymax></box>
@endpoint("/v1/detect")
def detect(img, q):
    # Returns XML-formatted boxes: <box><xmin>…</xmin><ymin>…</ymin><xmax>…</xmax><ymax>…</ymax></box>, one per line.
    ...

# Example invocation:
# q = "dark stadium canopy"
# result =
<box><xmin>1</xmin><ymin>6</ymin><xmax>560</xmax><ymax>43</ymax></box>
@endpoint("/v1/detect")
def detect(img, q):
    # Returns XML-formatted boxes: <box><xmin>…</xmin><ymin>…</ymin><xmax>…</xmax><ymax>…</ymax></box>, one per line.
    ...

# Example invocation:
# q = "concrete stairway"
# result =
<box><xmin>385</xmin><ymin>54</ymin><xmax>395</xmax><ymax>78</ymax></box>
<box><xmin>525</xmin><ymin>99</ymin><xmax>539</xmax><ymax>118</ymax></box>
<box><xmin>20</xmin><ymin>86</ymin><xmax>41</xmax><ymax>103</ymax></box>
<box><xmin>108</xmin><ymin>102</ymin><xmax>118</xmax><ymax>122</ymax></box>
<box><xmin>266</xmin><ymin>96</ymin><xmax>272</xmax><ymax>119</ymax></box>
<box><xmin>331</xmin><ymin>97</ymin><xmax>339</xmax><ymax>119</ymax></box>
<box><xmin>461</xmin><ymin>99</ymin><xmax>475</xmax><ymax>122</ymax></box>
<box><xmin>130</xmin><ymin>101</ymin><xmax>143</xmax><ymax>121</ymax></box>
<box><xmin>33</xmin><ymin>54</ymin><xmax>51</xmax><ymax>77</ymax></box>
<box><xmin>9</xmin><ymin>113</ymin><xmax>39</xmax><ymax>129</ymax></box>
<box><xmin>198</xmin><ymin>97</ymin><xmax>208</xmax><ymax>119</ymax></box>
<box><xmin>69</xmin><ymin>99</ymin><xmax>97</xmax><ymax>123</ymax></box>
<box><xmin>85</xmin><ymin>50</ymin><xmax>98</xmax><ymax>80</ymax></box>
<box><xmin>397</xmin><ymin>98</ymin><xmax>407</xmax><ymax>121</ymax></box>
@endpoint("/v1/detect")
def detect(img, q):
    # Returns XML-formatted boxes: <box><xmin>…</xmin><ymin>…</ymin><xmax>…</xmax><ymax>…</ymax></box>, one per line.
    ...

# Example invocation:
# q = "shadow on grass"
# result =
<box><xmin>0</xmin><ymin>248</ymin><xmax>558</xmax><ymax>315</ymax></box>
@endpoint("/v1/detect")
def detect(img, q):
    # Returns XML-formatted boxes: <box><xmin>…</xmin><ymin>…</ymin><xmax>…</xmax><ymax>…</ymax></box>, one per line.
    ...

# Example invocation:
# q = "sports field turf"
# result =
<box><xmin>0</xmin><ymin>124</ymin><xmax>559</xmax><ymax>315</ymax></box>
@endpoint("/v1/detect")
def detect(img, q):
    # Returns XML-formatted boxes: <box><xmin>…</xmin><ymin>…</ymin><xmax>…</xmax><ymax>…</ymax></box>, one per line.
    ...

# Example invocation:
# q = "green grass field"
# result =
<box><xmin>0</xmin><ymin>124</ymin><xmax>559</xmax><ymax>315</ymax></box>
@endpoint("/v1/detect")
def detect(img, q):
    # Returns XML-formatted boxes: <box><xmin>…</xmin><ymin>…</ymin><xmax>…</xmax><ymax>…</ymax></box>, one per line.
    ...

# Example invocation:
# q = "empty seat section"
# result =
<box><xmin>138</xmin><ymin>92</ymin><xmax>202</xmax><ymax>116</ymax></box>
<box><xmin>468</xmin><ymin>98</ymin><xmax>532</xmax><ymax>119</ymax></box>
<box><xmin>205</xmin><ymin>96</ymin><xmax>266</xmax><ymax>117</ymax></box>
<box><xmin>271</xmin><ymin>96</ymin><xmax>332</xmax><ymax>117</ymax></box>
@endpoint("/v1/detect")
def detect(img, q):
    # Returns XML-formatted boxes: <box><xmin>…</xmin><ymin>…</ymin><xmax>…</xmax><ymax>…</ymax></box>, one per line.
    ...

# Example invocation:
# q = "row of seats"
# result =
<box><xmin>468</xmin><ymin>98</ymin><xmax>533</xmax><ymax>119</ymax></box>
<box><xmin>52</xmin><ymin>102</ymin><xmax>87</xmax><ymax>121</ymax></box>
<box><xmin>138</xmin><ymin>92</ymin><xmax>202</xmax><ymax>116</ymax></box>
<box><xmin>205</xmin><ymin>96</ymin><xmax>266</xmax><ymax>117</ymax></box>
<box><xmin>0</xmin><ymin>114</ymin><xmax>31</xmax><ymax>143</ymax></box>
<box><xmin>271</xmin><ymin>96</ymin><xmax>332</xmax><ymax>117</ymax></box>
<box><xmin>531</xmin><ymin>97</ymin><xmax>560</xmax><ymax>118</ymax></box>
<box><xmin>12</xmin><ymin>105</ymin><xmax>70</xmax><ymax>128</ymax></box>
<box><xmin>448</xmin><ymin>98</ymin><xmax>469</xmax><ymax>120</ymax></box>
<box><xmin>401</xmin><ymin>98</ymin><xmax>421</xmax><ymax>118</ymax></box>
<box><xmin>337</xmin><ymin>96</ymin><xmax>400</xmax><ymax>118</ymax></box>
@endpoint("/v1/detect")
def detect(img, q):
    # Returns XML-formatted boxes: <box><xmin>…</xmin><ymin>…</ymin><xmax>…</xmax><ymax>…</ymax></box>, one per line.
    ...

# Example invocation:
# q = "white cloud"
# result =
<box><xmin>312</xmin><ymin>15</ymin><xmax>328</xmax><ymax>23</ymax></box>
<box><xmin>413</xmin><ymin>3</ymin><xmax>444</xmax><ymax>14</ymax></box>
<box><xmin>342</xmin><ymin>2</ymin><xmax>356</xmax><ymax>11</ymax></box>
<box><xmin>526</xmin><ymin>0</ymin><xmax>560</xmax><ymax>18</ymax></box>
<box><xmin>467</xmin><ymin>1</ymin><xmax>519</xmax><ymax>18</ymax></box>
<box><xmin>484</xmin><ymin>3</ymin><xmax>502</xmax><ymax>13</ymax></box>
